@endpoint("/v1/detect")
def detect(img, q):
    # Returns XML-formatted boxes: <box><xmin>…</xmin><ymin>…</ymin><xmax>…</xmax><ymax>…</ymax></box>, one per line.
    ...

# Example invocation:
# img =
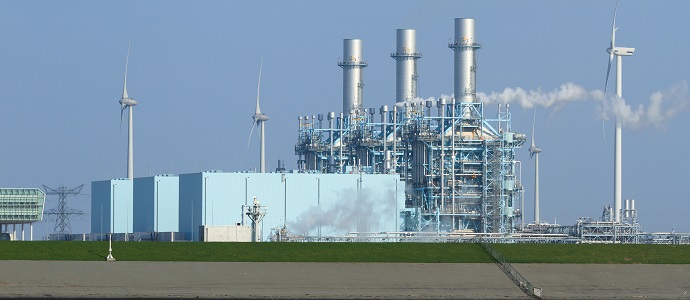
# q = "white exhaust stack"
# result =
<box><xmin>391</xmin><ymin>29</ymin><xmax>421</xmax><ymax>103</ymax></box>
<box><xmin>449</xmin><ymin>18</ymin><xmax>481</xmax><ymax>103</ymax></box>
<box><xmin>338</xmin><ymin>39</ymin><xmax>368</xmax><ymax>115</ymax></box>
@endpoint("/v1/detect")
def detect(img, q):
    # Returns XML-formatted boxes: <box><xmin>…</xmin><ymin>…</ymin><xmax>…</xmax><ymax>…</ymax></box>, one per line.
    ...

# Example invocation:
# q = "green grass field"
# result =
<box><xmin>0</xmin><ymin>241</ymin><xmax>688</xmax><ymax>263</ymax></box>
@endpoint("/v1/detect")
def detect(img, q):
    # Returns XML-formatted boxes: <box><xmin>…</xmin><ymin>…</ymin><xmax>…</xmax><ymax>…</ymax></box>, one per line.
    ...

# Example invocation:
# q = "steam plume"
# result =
<box><xmin>476</xmin><ymin>81</ymin><xmax>688</xmax><ymax>128</ymax></box>
<box><xmin>289</xmin><ymin>186</ymin><xmax>396</xmax><ymax>236</ymax></box>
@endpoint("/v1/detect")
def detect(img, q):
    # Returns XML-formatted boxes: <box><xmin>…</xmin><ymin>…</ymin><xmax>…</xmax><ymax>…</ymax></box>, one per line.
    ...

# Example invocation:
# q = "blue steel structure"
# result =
<box><xmin>295</xmin><ymin>102</ymin><xmax>525</xmax><ymax>234</ymax></box>
<box><xmin>294</xmin><ymin>18</ymin><xmax>526</xmax><ymax>234</ymax></box>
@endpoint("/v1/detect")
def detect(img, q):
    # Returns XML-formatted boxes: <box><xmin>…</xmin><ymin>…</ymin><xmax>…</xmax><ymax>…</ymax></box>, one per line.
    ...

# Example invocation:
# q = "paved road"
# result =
<box><xmin>515</xmin><ymin>264</ymin><xmax>690</xmax><ymax>299</ymax></box>
<box><xmin>1</xmin><ymin>261</ymin><xmax>689</xmax><ymax>299</ymax></box>
<box><xmin>0</xmin><ymin>261</ymin><xmax>527</xmax><ymax>299</ymax></box>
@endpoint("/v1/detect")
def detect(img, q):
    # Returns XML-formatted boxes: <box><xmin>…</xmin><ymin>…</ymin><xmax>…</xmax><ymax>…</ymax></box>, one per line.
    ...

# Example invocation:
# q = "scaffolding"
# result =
<box><xmin>295</xmin><ymin>101</ymin><xmax>525</xmax><ymax>234</ymax></box>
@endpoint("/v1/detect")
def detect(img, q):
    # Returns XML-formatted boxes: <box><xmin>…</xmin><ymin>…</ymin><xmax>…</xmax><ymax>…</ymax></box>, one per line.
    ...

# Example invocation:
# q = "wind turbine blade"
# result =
<box><xmin>120</xmin><ymin>106</ymin><xmax>125</xmax><ymax>131</ymax></box>
<box><xmin>256</xmin><ymin>57</ymin><xmax>263</xmax><ymax>115</ymax></box>
<box><xmin>531</xmin><ymin>110</ymin><xmax>536</xmax><ymax>148</ymax></box>
<box><xmin>247</xmin><ymin>119</ymin><xmax>258</xmax><ymax>150</ymax></box>
<box><xmin>604</xmin><ymin>53</ymin><xmax>613</xmax><ymax>93</ymax></box>
<box><xmin>610</xmin><ymin>0</ymin><xmax>618</xmax><ymax>48</ymax></box>
<box><xmin>123</xmin><ymin>38</ymin><xmax>131</xmax><ymax>99</ymax></box>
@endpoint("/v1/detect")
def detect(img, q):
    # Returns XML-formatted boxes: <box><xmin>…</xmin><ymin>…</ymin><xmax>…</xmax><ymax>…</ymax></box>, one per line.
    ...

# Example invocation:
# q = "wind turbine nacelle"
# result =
<box><xmin>119</xmin><ymin>98</ymin><xmax>138</xmax><ymax>107</ymax></box>
<box><xmin>611</xmin><ymin>46</ymin><xmax>635</xmax><ymax>56</ymax></box>
<box><xmin>253</xmin><ymin>113</ymin><xmax>269</xmax><ymax>122</ymax></box>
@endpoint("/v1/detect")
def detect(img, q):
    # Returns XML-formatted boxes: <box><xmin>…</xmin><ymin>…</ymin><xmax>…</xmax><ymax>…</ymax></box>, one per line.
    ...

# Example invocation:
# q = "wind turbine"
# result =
<box><xmin>528</xmin><ymin>112</ymin><xmax>542</xmax><ymax>225</ymax></box>
<box><xmin>248</xmin><ymin>58</ymin><xmax>269</xmax><ymax>173</ymax></box>
<box><xmin>604</xmin><ymin>0</ymin><xmax>634</xmax><ymax>223</ymax></box>
<box><xmin>119</xmin><ymin>41</ymin><xmax>138</xmax><ymax>180</ymax></box>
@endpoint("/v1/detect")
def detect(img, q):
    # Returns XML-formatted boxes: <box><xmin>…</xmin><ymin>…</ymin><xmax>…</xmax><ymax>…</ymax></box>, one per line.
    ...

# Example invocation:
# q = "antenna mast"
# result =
<box><xmin>42</xmin><ymin>185</ymin><xmax>85</xmax><ymax>237</ymax></box>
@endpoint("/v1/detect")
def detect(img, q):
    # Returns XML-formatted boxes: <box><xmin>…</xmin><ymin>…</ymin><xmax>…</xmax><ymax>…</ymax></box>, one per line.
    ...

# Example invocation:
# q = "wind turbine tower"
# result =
<box><xmin>119</xmin><ymin>42</ymin><xmax>138</xmax><ymax>180</ymax></box>
<box><xmin>604</xmin><ymin>0</ymin><xmax>634</xmax><ymax>223</ymax></box>
<box><xmin>528</xmin><ymin>114</ymin><xmax>542</xmax><ymax>225</ymax></box>
<box><xmin>250</xmin><ymin>59</ymin><xmax>269</xmax><ymax>173</ymax></box>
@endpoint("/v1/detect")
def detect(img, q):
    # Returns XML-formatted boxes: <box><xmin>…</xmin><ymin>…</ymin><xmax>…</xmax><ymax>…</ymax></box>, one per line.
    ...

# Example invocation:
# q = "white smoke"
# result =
<box><xmin>607</xmin><ymin>81</ymin><xmax>688</xmax><ymax>129</ymax></box>
<box><xmin>289</xmin><ymin>186</ymin><xmax>397</xmax><ymax>235</ymax></box>
<box><xmin>476</xmin><ymin>81</ymin><xmax>689</xmax><ymax>129</ymax></box>
<box><xmin>477</xmin><ymin>82</ymin><xmax>604</xmax><ymax>110</ymax></box>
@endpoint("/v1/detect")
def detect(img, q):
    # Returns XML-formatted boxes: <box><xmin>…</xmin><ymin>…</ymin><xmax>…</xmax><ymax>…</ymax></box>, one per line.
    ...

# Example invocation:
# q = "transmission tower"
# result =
<box><xmin>42</xmin><ymin>184</ymin><xmax>85</xmax><ymax>235</ymax></box>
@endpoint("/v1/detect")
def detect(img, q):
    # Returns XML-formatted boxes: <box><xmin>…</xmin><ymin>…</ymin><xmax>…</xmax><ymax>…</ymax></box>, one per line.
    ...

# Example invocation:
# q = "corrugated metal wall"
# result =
<box><xmin>93</xmin><ymin>172</ymin><xmax>404</xmax><ymax>241</ymax></box>
<box><xmin>90</xmin><ymin>179</ymin><xmax>132</xmax><ymax>235</ymax></box>
<box><xmin>133</xmin><ymin>175</ymin><xmax>179</xmax><ymax>233</ymax></box>
<box><xmin>179</xmin><ymin>172</ymin><xmax>404</xmax><ymax>241</ymax></box>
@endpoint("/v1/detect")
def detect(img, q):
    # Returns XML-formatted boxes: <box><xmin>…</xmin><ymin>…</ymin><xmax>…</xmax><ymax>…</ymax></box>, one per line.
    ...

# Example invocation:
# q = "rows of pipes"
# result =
<box><xmin>294</xmin><ymin>19</ymin><xmax>527</xmax><ymax>233</ymax></box>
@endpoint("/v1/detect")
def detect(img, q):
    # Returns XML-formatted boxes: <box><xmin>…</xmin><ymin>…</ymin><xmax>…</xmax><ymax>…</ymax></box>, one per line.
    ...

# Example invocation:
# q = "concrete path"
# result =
<box><xmin>0</xmin><ymin>261</ymin><xmax>528</xmax><ymax>299</ymax></box>
<box><xmin>514</xmin><ymin>264</ymin><xmax>690</xmax><ymax>299</ymax></box>
<box><xmin>2</xmin><ymin>261</ymin><xmax>689</xmax><ymax>299</ymax></box>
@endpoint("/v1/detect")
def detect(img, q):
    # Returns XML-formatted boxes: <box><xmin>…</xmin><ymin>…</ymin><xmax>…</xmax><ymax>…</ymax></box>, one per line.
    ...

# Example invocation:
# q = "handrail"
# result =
<box><xmin>479</xmin><ymin>242</ymin><xmax>542</xmax><ymax>299</ymax></box>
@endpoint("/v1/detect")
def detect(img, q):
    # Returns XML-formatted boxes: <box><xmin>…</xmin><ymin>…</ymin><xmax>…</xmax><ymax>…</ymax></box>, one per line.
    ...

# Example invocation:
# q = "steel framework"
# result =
<box><xmin>42</xmin><ymin>184</ymin><xmax>84</xmax><ymax>236</ymax></box>
<box><xmin>295</xmin><ymin>101</ymin><xmax>525</xmax><ymax>234</ymax></box>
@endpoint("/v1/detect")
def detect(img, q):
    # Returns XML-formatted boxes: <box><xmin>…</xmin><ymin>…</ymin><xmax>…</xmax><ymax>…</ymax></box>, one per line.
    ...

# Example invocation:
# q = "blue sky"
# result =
<box><xmin>1</xmin><ymin>1</ymin><xmax>688</xmax><ymax>237</ymax></box>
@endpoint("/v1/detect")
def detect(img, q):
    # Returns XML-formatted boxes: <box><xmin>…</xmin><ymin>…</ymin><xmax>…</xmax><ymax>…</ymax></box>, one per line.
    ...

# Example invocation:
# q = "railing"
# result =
<box><xmin>479</xmin><ymin>242</ymin><xmax>542</xmax><ymax>299</ymax></box>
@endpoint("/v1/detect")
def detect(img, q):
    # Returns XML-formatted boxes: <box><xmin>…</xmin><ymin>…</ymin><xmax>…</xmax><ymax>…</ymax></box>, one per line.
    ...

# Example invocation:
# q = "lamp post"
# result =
<box><xmin>107</xmin><ymin>183</ymin><xmax>117</xmax><ymax>261</ymax></box>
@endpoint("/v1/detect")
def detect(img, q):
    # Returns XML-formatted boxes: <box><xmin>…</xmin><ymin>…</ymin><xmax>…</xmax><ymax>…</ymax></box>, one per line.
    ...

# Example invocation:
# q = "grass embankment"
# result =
<box><xmin>494</xmin><ymin>244</ymin><xmax>690</xmax><ymax>264</ymax></box>
<box><xmin>0</xmin><ymin>242</ymin><xmax>688</xmax><ymax>263</ymax></box>
<box><xmin>0</xmin><ymin>242</ymin><xmax>492</xmax><ymax>262</ymax></box>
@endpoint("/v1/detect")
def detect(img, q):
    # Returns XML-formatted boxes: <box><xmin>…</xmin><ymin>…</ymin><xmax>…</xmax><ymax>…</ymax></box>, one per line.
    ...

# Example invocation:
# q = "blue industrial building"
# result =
<box><xmin>133</xmin><ymin>175</ymin><xmax>179</xmax><ymax>234</ymax></box>
<box><xmin>91</xmin><ymin>172</ymin><xmax>404</xmax><ymax>241</ymax></box>
<box><xmin>179</xmin><ymin>171</ymin><xmax>404</xmax><ymax>241</ymax></box>
<box><xmin>91</xmin><ymin>179</ymin><xmax>133</xmax><ymax>238</ymax></box>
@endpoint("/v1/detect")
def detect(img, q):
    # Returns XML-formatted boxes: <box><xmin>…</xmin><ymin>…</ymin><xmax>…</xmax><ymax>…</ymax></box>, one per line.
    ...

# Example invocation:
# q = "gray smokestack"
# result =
<box><xmin>449</xmin><ymin>18</ymin><xmax>482</xmax><ymax>103</ymax></box>
<box><xmin>338</xmin><ymin>39</ymin><xmax>368</xmax><ymax>115</ymax></box>
<box><xmin>391</xmin><ymin>29</ymin><xmax>422</xmax><ymax>103</ymax></box>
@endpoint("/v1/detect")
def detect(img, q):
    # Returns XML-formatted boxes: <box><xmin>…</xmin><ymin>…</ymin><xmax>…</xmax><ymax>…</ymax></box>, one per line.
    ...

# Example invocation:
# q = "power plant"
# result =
<box><xmin>0</xmin><ymin>12</ymin><xmax>681</xmax><ymax>244</ymax></box>
<box><xmin>295</xmin><ymin>19</ymin><xmax>526</xmax><ymax>234</ymax></box>
<box><xmin>77</xmin><ymin>15</ymin><xmax>690</xmax><ymax>245</ymax></box>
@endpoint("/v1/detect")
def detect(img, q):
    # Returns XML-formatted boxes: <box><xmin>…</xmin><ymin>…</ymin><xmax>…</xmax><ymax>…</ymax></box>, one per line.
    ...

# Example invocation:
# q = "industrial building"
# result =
<box><xmin>86</xmin><ymin>17</ymin><xmax>688</xmax><ymax>244</ymax></box>
<box><xmin>0</xmin><ymin>188</ymin><xmax>45</xmax><ymax>240</ymax></box>
<box><xmin>178</xmin><ymin>171</ymin><xmax>404</xmax><ymax>241</ymax></box>
<box><xmin>132</xmin><ymin>175</ymin><xmax>179</xmax><ymax>235</ymax></box>
<box><xmin>90</xmin><ymin>172</ymin><xmax>404</xmax><ymax>241</ymax></box>
<box><xmin>295</xmin><ymin>19</ymin><xmax>525</xmax><ymax>234</ymax></box>
<box><xmin>91</xmin><ymin>178</ymin><xmax>133</xmax><ymax>240</ymax></box>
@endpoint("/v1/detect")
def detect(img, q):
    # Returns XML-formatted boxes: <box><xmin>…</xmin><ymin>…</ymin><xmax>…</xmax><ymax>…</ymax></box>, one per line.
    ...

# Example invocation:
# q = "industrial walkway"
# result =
<box><xmin>0</xmin><ymin>261</ymin><xmax>688</xmax><ymax>299</ymax></box>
